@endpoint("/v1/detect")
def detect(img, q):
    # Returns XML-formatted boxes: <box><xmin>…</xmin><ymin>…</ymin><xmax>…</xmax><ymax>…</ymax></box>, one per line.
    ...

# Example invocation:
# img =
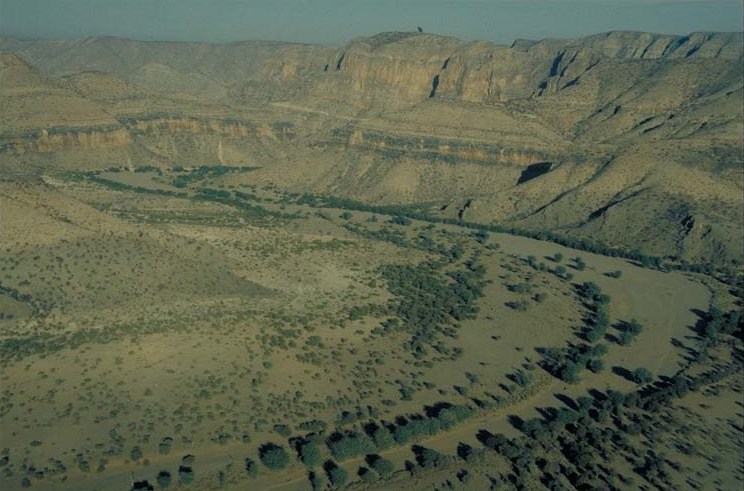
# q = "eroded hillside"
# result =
<box><xmin>1</xmin><ymin>30</ymin><xmax>742</xmax><ymax>265</ymax></box>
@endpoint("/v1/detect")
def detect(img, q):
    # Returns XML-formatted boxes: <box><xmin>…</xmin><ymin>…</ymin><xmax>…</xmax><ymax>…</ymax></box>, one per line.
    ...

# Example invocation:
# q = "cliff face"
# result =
<box><xmin>124</xmin><ymin>116</ymin><xmax>296</xmax><ymax>141</ymax></box>
<box><xmin>1</xmin><ymin>31</ymin><xmax>742</xmax><ymax>264</ymax></box>
<box><xmin>330</xmin><ymin>127</ymin><xmax>551</xmax><ymax>166</ymax></box>
<box><xmin>2</xmin><ymin>126</ymin><xmax>132</xmax><ymax>154</ymax></box>
<box><xmin>317</xmin><ymin>31</ymin><xmax>743</xmax><ymax>109</ymax></box>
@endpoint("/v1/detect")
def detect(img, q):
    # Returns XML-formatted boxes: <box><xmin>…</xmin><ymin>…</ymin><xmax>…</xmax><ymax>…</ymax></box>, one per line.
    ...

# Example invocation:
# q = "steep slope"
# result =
<box><xmin>0</xmin><ymin>52</ymin><xmax>130</xmax><ymax>154</ymax></box>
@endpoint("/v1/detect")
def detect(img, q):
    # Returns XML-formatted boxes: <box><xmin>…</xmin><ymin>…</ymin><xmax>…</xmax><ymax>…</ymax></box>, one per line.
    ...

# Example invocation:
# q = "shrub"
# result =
<box><xmin>244</xmin><ymin>457</ymin><xmax>259</xmax><ymax>478</ymax></box>
<box><xmin>371</xmin><ymin>456</ymin><xmax>395</xmax><ymax>477</ymax></box>
<box><xmin>328</xmin><ymin>465</ymin><xmax>349</xmax><ymax>488</ymax></box>
<box><xmin>390</xmin><ymin>216</ymin><xmax>412</xmax><ymax>226</ymax></box>
<box><xmin>474</xmin><ymin>230</ymin><xmax>489</xmax><ymax>243</ymax></box>
<box><xmin>259</xmin><ymin>443</ymin><xmax>290</xmax><ymax>470</ymax></box>
<box><xmin>632</xmin><ymin>367</ymin><xmax>653</xmax><ymax>384</ymax></box>
<box><xmin>130</xmin><ymin>446</ymin><xmax>143</xmax><ymax>461</ymax></box>
<box><xmin>158</xmin><ymin>437</ymin><xmax>173</xmax><ymax>455</ymax></box>
<box><xmin>178</xmin><ymin>466</ymin><xmax>194</xmax><ymax>485</ymax></box>
<box><xmin>372</xmin><ymin>425</ymin><xmax>395</xmax><ymax>450</ymax></box>
<box><xmin>299</xmin><ymin>420</ymin><xmax>326</xmax><ymax>432</ymax></box>
<box><xmin>626</xmin><ymin>319</ymin><xmax>643</xmax><ymax>335</ymax></box>
<box><xmin>359</xmin><ymin>467</ymin><xmax>378</xmax><ymax>483</ymax></box>
<box><xmin>618</xmin><ymin>331</ymin><xmax>634</xmax><ymax>345</ymax></box>
<box><xmin>510</xmin><ymin>370</ymin><xmax>533</xmax><ymax>388</ymax></box>
<box><xmin>327</xmin><ymin>432</ymin><xmax>376</xmax><ymax>460</ymax></box>
<box><xmin>310</xmin><ymin>471</ymin><xmax>326</xmax><ymax>490</ymax></box>
<box><xmin>156</xmin><ymin>471</ymin><xmax>172</xmax><ymax>489</ymax></box>
<box><xmin>587</xmin><ymin>358</ymin><xmax>604</xmax><ymax>373</ymax></box>
<box><xmin>300</xmin><ymin>442</ymin><xmax>322</xmax><ymax>468</ymax></box>
<box><xmin>273</xmin><ymin>424</ymin><xmax>291</xmax><ymax>437</ymax></box>
<box><xmin>507</xmin><ymin>300</ymin><xmax>529</xmax><ymax>311</ymax></box>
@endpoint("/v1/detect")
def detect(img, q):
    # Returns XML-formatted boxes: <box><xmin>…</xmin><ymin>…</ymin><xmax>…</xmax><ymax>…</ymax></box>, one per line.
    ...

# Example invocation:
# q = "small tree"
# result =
<box><xmin>259</xmin><ymin>443</ymin><xmax>290</xmax><ymax>470</ymax></box>
<box><xmin>178</xmin><ymin>466</ymin><xmax>194</xmax><ymax>485</ymax></box>
<box><xmin>130</xmin><ymin>446</ymin><xmax>143</xmax><ymax>461</ymax></box>
<box><xmin>372</xmin><ymin>425</ymin><xmax>395</xmax><ymax>450</ymax></box>
<box><xmin>553</xmin><ymin>252</ymin><xmax>564</xmax><ymax>262</ymax></box>
<box><xmin>310</xmin><ymin>471</ymin><xmax>326</xmax><ymax>491</ymax></box>
<box><xmin>328</xmin><ymin>465</ymin><xmax>349</xmax><ymax>488</ymax></box>
<box><xmin>300</xmin><ymin>442</ymin><xmax>322</xmax><ymax>468</ymax></box>
<box><xmin>359</xmin><ymin>466</ymin><xmax>378</xmax><ymax>484</ymax></box>
<box><xmin>371</xmin><ymin>456</ymin><xmax>395</xmax><ymax>478</ymax></box>
<box><xmin>156</xmin><ymin>471</ymin><xmax>172</xmax><ymax>489</ymax></box>
<box><xmin>632</xmin><ymin>367</ymin><xmax>653</xmax><ymax>384</ymax></box>
<box><xmin>626</xmin><ymin>319</ymin><xmax>643</xmax><ymax>335</ymax></box>
<box><xmin>244</xmin><ymin>457</ymin><xmax>259</xmax><ymax>478</ymax></box>
<box><xmin>618</xmin><ymin>331</ymin><xmax>634</xmax><ymax>345</ymax></box>
<box><xmin>587</xmin><ymin>358</ymin><xmax>604</xmax><ymax>373</ymax></box>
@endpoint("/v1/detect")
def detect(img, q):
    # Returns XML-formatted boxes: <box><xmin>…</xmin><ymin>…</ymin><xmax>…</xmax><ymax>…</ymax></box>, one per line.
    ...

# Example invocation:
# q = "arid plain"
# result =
<box><xmin>0</xmin><ymin>30</ymin><xmax>742</xmax><ymax>490</ymax></box>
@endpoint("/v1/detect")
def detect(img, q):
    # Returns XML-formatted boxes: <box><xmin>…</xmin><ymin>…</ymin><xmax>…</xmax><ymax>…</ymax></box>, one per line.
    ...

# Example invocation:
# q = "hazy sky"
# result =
<box><xmin>2</xmin><ymin>0</ymin><xmax>743</xmax><ymax>45</ymax></box>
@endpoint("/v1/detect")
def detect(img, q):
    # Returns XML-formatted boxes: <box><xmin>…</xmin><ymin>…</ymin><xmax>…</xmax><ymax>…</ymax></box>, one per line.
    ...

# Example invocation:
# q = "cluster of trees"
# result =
<box><xmin>475</xmin><ymin>302</ymin><xmax>743</xmax><ymax>489</ymax></box>
<box><xmin>294</xmin><ymin>194</ymin><xmax>428</xmax><ymax>219</ymax></box>
<box><xmin>138</xmin><ymin>301</ymin><xmax>740</xmax><ymax>491</ymax></box>
<box><xmin>524</xmin><ymin>255</ymin><xmax>573</xmax><ymax>280</ymax></box>
<box><xmin>581</xmin><ymin>285</ymin><xmax>611</xmax><ymax>343</ymax></box>
<box><xmin>541</xmin><ymin>343</ymin><xmax>608</xmax><ymax>383</ymax></box>
<box><xmin>307</xmin><ymin>456</ymin><xmax>394</xmax><ymax>489</ymax></box>
<box><xmin>537</xmin><ymin>282</ymin><xmax>613</xmax><ymax>381</ymax></box>
<box><xmin>327</xmin><ymin>431</ymin><xmax>376</xmax><ymax>461</ymax></box>
<box><xmin>697</xmin><ymin>306</ymin><xmax>742</xmax><ymax>342</ymax></box>
<box><xmin>170</xmin><ymin>165</ymin><xmax>258</xmax><ymax>188</ymax></box>
<box><xmin>193</xmin><ymin>188</ymin><xmax>298</xmax><ymax>222</ymax></box>
<box><xmin>617</xmin><ymin>318</ymin><xmax>643</xmax><ymax>345</ymax></box>
<box><xmin>88</xmin><ymin>175</ymin><xmax>187</xmax><ymax>198</ymax></box>
<box><xmin>292</xmin><ymin>193</ymin><xmax>680</xmax><ymax>271</ymax></box>
<box><xmin>377</xmin><ymin>259</ymin><xmax>485</xmax><ymax>359</ymax></box>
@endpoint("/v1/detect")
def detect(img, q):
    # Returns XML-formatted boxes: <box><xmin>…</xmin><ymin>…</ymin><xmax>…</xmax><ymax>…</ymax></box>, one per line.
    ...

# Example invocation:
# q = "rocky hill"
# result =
<box><xmin>1</xmin><ymin>31</ymin><xmax>742</xmax><ymax>265</ymax></box>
